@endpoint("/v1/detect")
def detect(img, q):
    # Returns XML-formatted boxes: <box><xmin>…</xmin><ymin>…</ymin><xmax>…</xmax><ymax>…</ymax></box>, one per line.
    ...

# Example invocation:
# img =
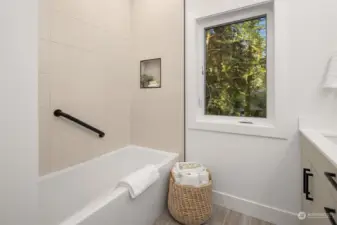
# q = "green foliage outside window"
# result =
<box><xmin>205</xmin><ymin>16</ymin><xmax>267</xmax><ymax>118</ymax></box>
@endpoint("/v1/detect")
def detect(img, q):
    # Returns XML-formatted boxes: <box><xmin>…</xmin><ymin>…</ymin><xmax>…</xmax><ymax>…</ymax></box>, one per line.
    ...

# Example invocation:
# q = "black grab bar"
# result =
<box><xmin>54</xmin><ymin>109</ymin><xmax>105</xmax><ymax>138</ymax></box>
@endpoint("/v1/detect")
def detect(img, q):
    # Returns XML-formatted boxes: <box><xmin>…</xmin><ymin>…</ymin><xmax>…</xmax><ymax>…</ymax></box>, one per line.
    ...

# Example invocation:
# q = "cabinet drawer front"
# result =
<box><xmin>302</xmin><ymin>137</ymin><xmax>337</xmax><ymax>200</ymax></box>
<box><xmin>308</xmin><ymin>174</ymin><xmax>337</xmax><ymax>225</ymax></box>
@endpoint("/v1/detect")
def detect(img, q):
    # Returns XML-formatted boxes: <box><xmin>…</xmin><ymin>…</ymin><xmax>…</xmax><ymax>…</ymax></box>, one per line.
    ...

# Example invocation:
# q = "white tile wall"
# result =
<box><xmin>130</xmin><ymin>0</ymin><xmax>184</xmax><ymax>159</ymax></box>
<box><xmin>39</xmin><ymin>0</ymin><xmax>182</xmax><ymax>174</ymax></box>
<box><xmin>39</xmin><ymin>0</ymin><xmax>132</xmax><ymax>175</ymax></box>
<box><xmin>38</xmin><ymin>74</ymin><xmax>51</xmax><ymax>108</ymax></box>
<box><xmin>51</xmin><ymin>11</ymin><xmax>96</xmax><ymax>51</ymax></box>
<box><xmin>39</xmin><ymin>39</ymin><xmax>51</xmax><ymax>74</ymax></box>
<box><xmin>39</xmin><ymin>104</ymin><xmax>51</xmax><ymax>173</ymax></box>
<box><xmin>39</xmin><ymin>0</ymin><xmax>51</xmax><ymax>40</ymax></box>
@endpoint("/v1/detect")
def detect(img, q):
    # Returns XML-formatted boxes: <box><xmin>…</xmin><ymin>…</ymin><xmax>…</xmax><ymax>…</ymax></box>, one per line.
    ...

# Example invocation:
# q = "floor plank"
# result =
<box><xmin>153</xmin><ymin>205</ymin><xmax>274</xmax><ymax>225</ymax></box>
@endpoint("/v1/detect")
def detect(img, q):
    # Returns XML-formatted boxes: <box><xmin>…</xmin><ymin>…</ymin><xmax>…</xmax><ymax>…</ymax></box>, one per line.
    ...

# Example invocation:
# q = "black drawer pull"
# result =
<box><xmin>325</xmin><ymin>172</ymin><xmax>337</xmax><ymax>191</ymax></box>
<box><xmin>303</xmin><ymin>168</ymin><xmax>314</xmax><ymax>201</ymax></box>
<box><xmin>324</xmin><ymin>207</ymin><xmax>336</xmax><ymax>225</ymax></box>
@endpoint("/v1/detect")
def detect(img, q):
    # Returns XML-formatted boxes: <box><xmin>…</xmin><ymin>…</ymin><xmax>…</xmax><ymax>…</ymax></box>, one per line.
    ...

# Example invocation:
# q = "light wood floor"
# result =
<box><xmin>154</xmin><ymin>205</ymin><xmax>274</xmax><ymax>225</ymax></box>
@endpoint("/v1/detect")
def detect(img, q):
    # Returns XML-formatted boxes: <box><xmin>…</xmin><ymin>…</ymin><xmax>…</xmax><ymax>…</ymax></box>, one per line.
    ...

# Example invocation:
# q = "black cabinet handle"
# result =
<box><xmin>325</xmin><ymin>172</ymin><xmax>337</xmax><ymax>191</ymax></box>
<box><xmin>324</xmin><ymin>207</ymin><xmax>336</xmax><ymax>225</ymax></box>
<box><xmin>303</xmin><ymin>168</ymin><xmax>314</xmax><ymax>201</ymax></box>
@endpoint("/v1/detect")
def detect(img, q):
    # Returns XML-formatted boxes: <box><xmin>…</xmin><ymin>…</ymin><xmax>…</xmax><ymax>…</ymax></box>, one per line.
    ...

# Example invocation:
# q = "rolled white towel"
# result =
<box><xmin>180</xmin><ymin>172</ymin><xmax>200</xmax><ymax>187</ymax></box>
<box><xmin>172</xmin><ymin>162</ymin><xmax>210</xmax><ymax>187</ymax></box>
<box><xmin>199</xmin><ymin>170</ymin><xmax>210</xmax><ymax>185</ymax></box>
<box><xmin>172</xmin><ymin>166</ymin><xmax>182</xmax><ymax>184</ymax></box>
<box><xmin>176</xmin><ymin>162</ymin><xmax>205</xmax><ymax>174</ymax></box>
<box><xmin>117</xmin><ymin>164</ymin><xmax>160</xmax><ymax>199</ymax></box>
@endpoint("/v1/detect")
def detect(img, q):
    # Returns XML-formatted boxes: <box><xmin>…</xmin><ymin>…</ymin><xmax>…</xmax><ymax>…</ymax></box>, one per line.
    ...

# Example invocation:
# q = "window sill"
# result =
<box><xmin>188</xmin><ymin>116</ymin><xmax>288</xmax><ymax>139</ymax></box>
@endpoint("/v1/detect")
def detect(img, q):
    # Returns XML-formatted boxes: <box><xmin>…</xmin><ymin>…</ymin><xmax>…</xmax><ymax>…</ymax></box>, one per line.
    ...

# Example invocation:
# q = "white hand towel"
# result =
<box><xmin>117</xmin><ymin>164</ymin><xmax>160</xmax><ymax>199</ymax></box>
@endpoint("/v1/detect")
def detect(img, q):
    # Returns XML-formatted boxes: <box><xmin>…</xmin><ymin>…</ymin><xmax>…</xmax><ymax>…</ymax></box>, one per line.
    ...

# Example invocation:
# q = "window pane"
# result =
<box><xmin>205</xmin><ymin>16</ymin><xmax>267</xmax><ymax>118</ymax></box>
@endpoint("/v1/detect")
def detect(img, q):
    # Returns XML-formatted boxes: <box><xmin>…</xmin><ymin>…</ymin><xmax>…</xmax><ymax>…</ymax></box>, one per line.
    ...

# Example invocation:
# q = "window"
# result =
<box><xmin>186</xmin><ymin>3</ymin><xmax>289</xmax><ymax>138</ymax></box>
<box><xmin>204</xmin><ymin>16</ymin><xmax>267</xmax><ymax>118</ymax></box>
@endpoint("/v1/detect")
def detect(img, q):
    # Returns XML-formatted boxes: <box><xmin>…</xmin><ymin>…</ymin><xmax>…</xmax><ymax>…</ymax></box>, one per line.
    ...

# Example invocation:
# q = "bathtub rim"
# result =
<box><xmin>39</xmin><ymin>145</ymin><xmax>179</xmax><ymax>182</ymax></box>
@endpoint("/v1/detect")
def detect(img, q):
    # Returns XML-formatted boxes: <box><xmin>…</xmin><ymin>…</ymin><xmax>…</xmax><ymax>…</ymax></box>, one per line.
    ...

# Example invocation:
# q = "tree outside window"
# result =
<box><xmin>205</xmin><ymin>16</ymin><xmax>267</xmax><ymax>118</ymax></box>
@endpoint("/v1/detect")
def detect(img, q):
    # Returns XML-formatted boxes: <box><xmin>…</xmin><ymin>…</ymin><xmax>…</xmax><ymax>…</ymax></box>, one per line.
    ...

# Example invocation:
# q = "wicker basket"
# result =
<box><xmin>168</xmin><ymin>170</ymin><xmax>212</xmax><ymax>225</ymax></box>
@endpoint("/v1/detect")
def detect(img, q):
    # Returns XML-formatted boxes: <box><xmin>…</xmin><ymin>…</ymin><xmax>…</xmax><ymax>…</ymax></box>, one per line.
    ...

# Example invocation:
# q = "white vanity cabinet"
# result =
<box><xmin>301</xmin><ymin>133</ymin><xmax>337</xmax><ymax>225</ymax></box>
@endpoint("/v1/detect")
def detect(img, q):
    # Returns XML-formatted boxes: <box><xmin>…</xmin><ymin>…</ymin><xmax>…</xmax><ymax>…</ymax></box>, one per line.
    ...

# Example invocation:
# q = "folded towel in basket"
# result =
<box><xmin>117</xmin><ymin>164</ymin><xmax>160</xmax><ymax>199</ymax></box>
<box><xmin>172</xmin><ymin>162</ymin><xmax>210</xmax><ymax>187</ymax></box>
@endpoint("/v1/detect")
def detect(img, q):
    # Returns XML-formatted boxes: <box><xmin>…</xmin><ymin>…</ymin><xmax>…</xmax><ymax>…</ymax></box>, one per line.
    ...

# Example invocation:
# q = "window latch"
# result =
<box><xmin>198</xmin><ymin>98</ymin><xmax>202</xmax><ymax>108</ymax></box>
<box><xmin>239</xmin><ymin>120</ymin><xmax>253</xmax><ymax>125</ymax></box>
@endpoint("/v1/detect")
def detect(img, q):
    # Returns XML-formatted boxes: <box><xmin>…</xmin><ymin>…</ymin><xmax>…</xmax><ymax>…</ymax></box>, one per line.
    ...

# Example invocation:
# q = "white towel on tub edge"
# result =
<box><xmin>117</xmin><ymin>164</ymin><xmax>160</xmax><ymax>199</ymax></box>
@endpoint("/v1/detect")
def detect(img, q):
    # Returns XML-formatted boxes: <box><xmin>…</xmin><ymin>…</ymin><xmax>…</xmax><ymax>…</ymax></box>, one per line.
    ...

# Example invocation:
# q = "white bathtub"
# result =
<box><xmin>39</xmin><ymin>146</ymin><xmax>179</xmax><ymax>225</ymax></box>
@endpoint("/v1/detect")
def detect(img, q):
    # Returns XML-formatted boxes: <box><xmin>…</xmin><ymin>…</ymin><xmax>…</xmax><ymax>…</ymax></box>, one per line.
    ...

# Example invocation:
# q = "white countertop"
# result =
<box><xmin>300</xmin><ymin>128</ymin><xmax>337</xmax><ymax>169</ymax></box>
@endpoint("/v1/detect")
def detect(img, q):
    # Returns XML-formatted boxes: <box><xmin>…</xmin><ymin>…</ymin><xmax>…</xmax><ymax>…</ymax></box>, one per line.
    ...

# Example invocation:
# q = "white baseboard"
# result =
<box><xmin>213</xmin><ymin>190</ymin><xmax>300</xmax><ymax>225</ymax></box>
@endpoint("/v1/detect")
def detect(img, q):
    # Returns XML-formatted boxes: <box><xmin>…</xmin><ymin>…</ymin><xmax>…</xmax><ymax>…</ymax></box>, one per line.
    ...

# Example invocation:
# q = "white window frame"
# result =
<box><xmin>187</xmin><ymin>2</ymin><xmax>288</xmax><ymax>139</ymax></box>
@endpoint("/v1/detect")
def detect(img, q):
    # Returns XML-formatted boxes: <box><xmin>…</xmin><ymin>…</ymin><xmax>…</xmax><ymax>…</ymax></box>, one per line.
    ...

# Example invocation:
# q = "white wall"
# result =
<box><xmin>0</xmin><ymin>0</ymin><xmax>38</xmax><ymax>224</ymax></box>
<box><xmin>289</xmin><ymin>0</ymin><xmax>337</xmax><ymax>129</ymax></box>
<box><xmin>130</xmin><ymin>0</ymin><xmax>184</xmax><ymax>158</ymax></box>
<box><xmin>39</xmin><ymin>0</ymin><xmax>132</xmax><ymax>174</ymax></box>
<box><xmin>186</xmin><ymin>0</ymin><xmax>337</xmax><ymax>224</ymax></box>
